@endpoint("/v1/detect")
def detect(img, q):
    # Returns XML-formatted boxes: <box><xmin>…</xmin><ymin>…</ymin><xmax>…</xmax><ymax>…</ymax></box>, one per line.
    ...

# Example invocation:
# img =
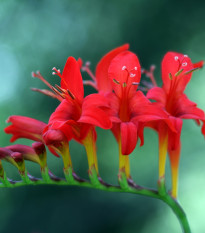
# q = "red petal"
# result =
<box><xmin>162</xmin><ymin>52</ymin><xmax>194</xmax><ymax>94</ymax></box>
<box><xmin>193</xmin><ymin>60</ymin><xmax>204</xmax><ymax>69</ymax></box>
<box><xmin>202</xmin><ymin>121</ymin><xmax>205</xmax><ymax>138</ymax></box>
<box><xmin>96</xmin><ymin>44</ymin><xmax>129</xmax><ymax>93</ymax></box>
<box><xmin>173</xmin><ymin>94</ymin><xmax>205</xmax><ymax>120</ymax></box>
<box><xmin>130</xmin><ymin>91</ymin><xmax>168</xmax><ymax>121</ymax></box>
<box><xmin>61</xmin><ymin>57</ymin><xmax>84</xmax><ymax>102</ymax></box>
<box><xmin>83</xmin><ymin>93</ymin><xmax>110</xmax><ymax>109</ymax></box>
<box><xmin>108</xmin><ymin>51</ymin><xmax>141</xmax><ymax>98</ymax></box>
<box><xmin>79</xmin><ymin>107</ymin><xmax>112</xmax><ymax>129</ymax></box>
<box><xmin>146</xmin><ymin>87</ymin><xmax>166</xmax><ymax>106</ymax></box>
<box><xmin>49</xmin><ymin>99</ymin><xmax>80</xmax><ymax>124</ymax></box>
<box><xmin>168</xmin><ymin>117</ymin><xmax>183</xmax><ymax>151</ymax></box>
<box><xmin>121</xmin><ymin>122</ymin><xmax>138</xmax><ymax>155</ymax></box>
<box><xmin>5</xmin><ymin>116</ymin><xmax>46</xmax><ymax>142</ymax></box>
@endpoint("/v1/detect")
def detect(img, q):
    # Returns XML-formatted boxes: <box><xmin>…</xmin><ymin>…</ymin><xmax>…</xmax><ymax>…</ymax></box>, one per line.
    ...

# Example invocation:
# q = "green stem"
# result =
<box><xmin>160</xmin><ymin>194</ymin><xmax>191</xmax><ymax>233</ymax></box>
<box><xmin>0</xmin><ymin>173</ymin><xmax>191</xmax><ymax>232</ymax></box>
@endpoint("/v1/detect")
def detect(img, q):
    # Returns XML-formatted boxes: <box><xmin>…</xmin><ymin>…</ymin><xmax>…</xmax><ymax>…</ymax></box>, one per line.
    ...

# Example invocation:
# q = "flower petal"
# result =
<box><xmin>168</xmin><ymin>117</ymin><xmax>183</xmax><ymax>151</ymax></box>
<box><xmin>79</xmin><ymin>107</ymin><xmax>112</xmax><ymax>129</ymax></box>
<box><xmin>146</xmin><ymin>87</ymin><xmax>166</xmax><ymax>106</ymax></box>
<box><xmin>61</xmin><ymin>57</ymin><xmax>84</xmax><ymax>102</ymax></box>
<box><xmin>121</xmin><ymin>122</ymin><xmax>138</xmax><ymax>155</ymax></box>
<box><xmin>108</xmin><ymin>51</ymin><xmax>141</xmax><ymax>98</ymax></box>
<box><xmin>5</xmin><ymin>116</ymin><xmax>46</xmax><ymax>142</ymax></box>
<box><xmin>202</xmin><ymin>121</ymin><xmax>205</xmax><ymax>138</ymax></box>
<box><xmin>130</xmin><ymin>91</ymin><xmax>168</xmax><ymax>121</ymax></box>
<box><xmin>173</xmin><ymin>94</ymin><xmax>205</xmax><ymax>120</ymax></box>
<box><xmin>96</xmin><ymin>44</ymin><xmax>129</xmax><ymax>93</ymax></box>
<box><xmin>162</xmin><ymin>52</ymin><xmax>193</xmax><ymax>94</ymax></box>
<box><xmin>49</xmin><ymin>99</ymin><xmax>80</xmax><ymax>124</ymax></box>
<box><xmin>83</xmin><ymin>93</ymin><xmax>110</xmax><ymax>109</ymax></box>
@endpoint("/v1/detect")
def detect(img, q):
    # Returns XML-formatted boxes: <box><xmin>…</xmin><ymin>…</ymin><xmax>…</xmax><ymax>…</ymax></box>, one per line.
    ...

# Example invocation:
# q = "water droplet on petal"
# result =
<box><xmin>122</xmin><ymin>66</ymin><xmax>127</xmax><ymax>70</ymax></box>
<box><xmin>182</xmin><ymin>62</ymin><xmax>187</xmax><ymax>66</ymax></box>
<box><xmin>174</xmin><ymin>56</ymin><xmax>179</xmax><ymax>61</ymax></box>
<box><xmin>184</xmin><ymin>55</ymin><xmax>188</xmax><ymax>57</ymax></box>
<box><xmin>134</xmin><ymin>67</ymin><xmax>138</xmax><ymax>70</ymax></box>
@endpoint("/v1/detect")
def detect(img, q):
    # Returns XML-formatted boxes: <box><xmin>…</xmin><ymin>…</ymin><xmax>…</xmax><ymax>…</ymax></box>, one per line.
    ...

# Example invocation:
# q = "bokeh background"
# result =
<box><xmin>1</xmin><ymin>0</ymin><xmax>205</xmax><ymax>232</ymax></box>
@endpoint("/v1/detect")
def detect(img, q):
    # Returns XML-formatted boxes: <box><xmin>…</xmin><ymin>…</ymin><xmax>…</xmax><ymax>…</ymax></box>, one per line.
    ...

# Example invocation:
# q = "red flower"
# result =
<box><xmin>91</xmin><ymin>45</ymin><xmax>174</xmax><ymax>177</ymax></box>
<box><xmin>147</xmin><ymin>52</ymin><xmax>205</xmax><ymax>197</ymax></box>
<box><xmin>6</xmin><ymin>143</ymin><xmax>46</xmax><ymax>168</ymax></box>
<box><xmin>45</xmin><ymin>56</ymin><xmax>112</xmax><ymax>142</ymax></box>
<box><xmin>43</xmin><ymin>56</ymin><xmax>112</xmax><ymax>173</ymax></box>
<box><xmin>5</xmin><ymin>116</ymin><xmax>46</xmax><ymax>143</ymax></box>
<box><xmin>4</xmin><ymin>116</ymin><xmax>68</xmax><ymax>159</ymax></box>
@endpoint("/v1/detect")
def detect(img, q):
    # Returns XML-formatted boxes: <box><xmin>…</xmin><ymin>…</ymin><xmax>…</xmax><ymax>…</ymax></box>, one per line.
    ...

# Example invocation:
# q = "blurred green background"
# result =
<box><xmin>1</xmin><ymin>0</ymin><xmax>205</xmax><ymax>232</ymax></box>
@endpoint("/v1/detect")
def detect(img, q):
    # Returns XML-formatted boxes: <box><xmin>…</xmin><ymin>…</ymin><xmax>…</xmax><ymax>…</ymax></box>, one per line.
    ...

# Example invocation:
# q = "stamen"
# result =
<box><xmin>52</xmin><ymin>87</ymin><xmax>66</xmax><ymax>99</ymax></box>
<box><xmin>113</xmin><ymin>79</ymin><xmax>120</xmax><ymax>84</ymax></box>
<box><xmin>31</xmin><ymin>88</ymin><xmax>63</xmax><ymax>101</ymax></box>
<box><xmin>81</xmin><ymin>61</ymin><xmax>96</xmax><ymax>82</ymax></box>
<box><xmin>175</xmin><ymin>69</ymin><xmax>184</xmax><ymax>77</ymax></box>
<box><xmin>184</xmin><ymin>67</ymin><xmax>200</xmax><ymax>75</ymax></box>
<box><xmin>67</xmin><ymin>89</ymin><xmax>75</xmax><ymax>100</ymax></box>
<box><xmin>132</xmin><ymin>82</ymin><xmax>140</xmax><ymax>85</ymax></box>
<box><xmin>169</xmin><ymin>73</ymin><xmax>173</xmax><ymax>80</ymax></box>
<box><xmin>55</xmin><ymin>84</ymin><xmax>67</xmax><ymax>94</ymax></box>
<box><xmin>52</xmin><ymin>67</ymin><xmax>62</xmax><ymax>78</ymax></box>
<box><xmin>32</xmin><ymin>71</ymin><xmax>53</xmax><ymax>90</ymax></box>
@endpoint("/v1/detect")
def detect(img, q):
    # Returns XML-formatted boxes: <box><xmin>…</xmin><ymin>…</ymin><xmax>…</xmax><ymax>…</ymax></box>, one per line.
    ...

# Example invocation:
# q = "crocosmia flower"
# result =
<box><xmin>86</xmin><ymin>45</ymin><xmax>175</xmax><ymax>178</ymax></box>
<box><xmin>43</xmin><ymin>56</ymin><xmax>112</xmax><ymax>174</ymax></box>
<box><xmin>147</xmin><ymin>52</ymin><xmax>205</xmax><ymax>197</ymax></box>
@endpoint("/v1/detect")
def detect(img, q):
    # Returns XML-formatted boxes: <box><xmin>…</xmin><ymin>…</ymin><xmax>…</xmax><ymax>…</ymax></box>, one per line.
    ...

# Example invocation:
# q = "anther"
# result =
<box><xmin>52</xmin><ymin>72</ymin><xmax>56</xmax><ymax>75</ymax></box>
<box><xmin>67</xmin><ymin>89</ymin><xmax>75</xmax><ymax>100</ymax></box>
<box><xmin>169</xmin><ymin>73</ymin><xmax>173</xmax><ymax>80</ymax></box>
<box><xmin>55</xmin><ymin>84</ymin><xmax>67</xmax><ymax>94</ymax></box>
<box><xmin>184</xmin><ymin>67</ymin><xmax>199</xmax><ymax>75</ymax></box>
<box><xmin>122</xmin><ymin>82</ymin><xmax>127</xmax><ymax>87</ymax></box>
<box><xmin>175</xmin><ymin>69</ymin><xmax>184</xmax><ymax>77</ymax></box>
<box><xmin>52</xmin><ymin>87</ymin><xmax>66</xmax><ymax>99</ymax></box>
<box><xmin>113</xmin><ymin>79</ymin><xmax>120</xmax><ymax>84</ymax></box>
